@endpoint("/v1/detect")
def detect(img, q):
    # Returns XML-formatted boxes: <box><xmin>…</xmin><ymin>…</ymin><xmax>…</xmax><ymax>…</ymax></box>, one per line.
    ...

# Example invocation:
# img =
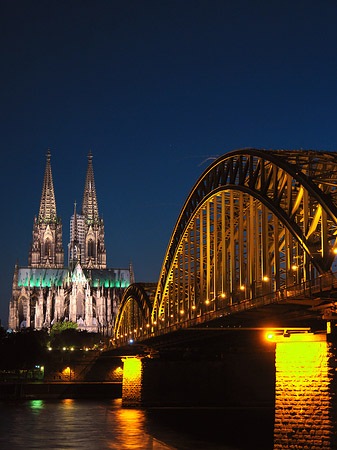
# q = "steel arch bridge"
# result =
<box><xmin>115</xmin><ymin>149</ymin><xmax>337</xmax><ymax>344</ymax></box>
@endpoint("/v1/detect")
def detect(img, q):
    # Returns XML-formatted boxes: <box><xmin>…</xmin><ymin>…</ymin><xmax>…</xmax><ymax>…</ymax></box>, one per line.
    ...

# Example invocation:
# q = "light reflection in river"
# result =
<box><xmin>0</xmin><ymin>399</ymin><xmax>273</xmax><ymax>449</ymax></box>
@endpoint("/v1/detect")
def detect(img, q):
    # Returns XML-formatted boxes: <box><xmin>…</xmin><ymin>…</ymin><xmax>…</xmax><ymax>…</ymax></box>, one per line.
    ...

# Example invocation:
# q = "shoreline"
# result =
<box><xmin>0</xmin><ymin>381</ymin><xmax>122</xmax><ymax>400</ymax></box>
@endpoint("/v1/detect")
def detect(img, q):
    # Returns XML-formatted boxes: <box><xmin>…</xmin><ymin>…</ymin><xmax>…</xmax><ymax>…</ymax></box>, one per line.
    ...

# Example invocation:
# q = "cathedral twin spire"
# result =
<box><xmin>29</xmin><ymin>151</ymin><xmax>106</xmax><ymax>270</ymax></box>
<box><xmin>81</xmin><ymin>151</ymin><xmax>99</xmax><ymax>224</ymax></box>
<box><xmin>38</xmin><ymin>150</ymin><xmax>57</xmax><ymax>224</ymax></box>
<box><xmin>69</xmin><ymin>152</ymin><xmax>106</xmax><ymax>269</ymax></box>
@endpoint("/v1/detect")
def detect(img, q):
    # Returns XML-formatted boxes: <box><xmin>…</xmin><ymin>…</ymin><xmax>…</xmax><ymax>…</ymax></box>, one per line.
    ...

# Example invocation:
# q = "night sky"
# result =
<box><xmin>1</xmin><ymin>0</ymin><xmax>337</xmax><ymax>326</ymax></box>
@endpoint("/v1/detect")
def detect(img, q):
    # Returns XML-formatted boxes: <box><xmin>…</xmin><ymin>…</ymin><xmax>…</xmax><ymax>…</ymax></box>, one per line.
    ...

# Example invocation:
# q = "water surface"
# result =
<box><xmin>0</xmin><ymin>399</ymin><xmax>274</xmax><ymax>449</ymax></box>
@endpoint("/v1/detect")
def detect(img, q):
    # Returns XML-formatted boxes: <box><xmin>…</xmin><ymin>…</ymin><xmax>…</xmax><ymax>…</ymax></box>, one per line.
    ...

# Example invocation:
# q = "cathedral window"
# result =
<box><xmin>88</xmin><ymin>239</ymin><xmax>94</xmax><ymax>258</ymax></box>
<box><xmin>45</xmin><ymin>238</ymin><xmax>51</xmax><ymax>257</ymax></box>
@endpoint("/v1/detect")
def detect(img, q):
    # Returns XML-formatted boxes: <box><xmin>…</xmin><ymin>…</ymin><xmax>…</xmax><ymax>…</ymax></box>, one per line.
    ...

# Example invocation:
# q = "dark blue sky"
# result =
<box><xmin>1</xmin><ymin>0</ymin><xmax>337</xmax><ymax>325</ymax></box>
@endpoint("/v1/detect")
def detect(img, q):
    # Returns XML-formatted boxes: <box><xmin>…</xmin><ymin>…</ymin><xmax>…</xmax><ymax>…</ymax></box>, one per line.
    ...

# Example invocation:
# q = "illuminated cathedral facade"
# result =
<box><xmin>8</xmin><ymin>151</ymin><xmax>133</xmax><ymax>335</ymax></box>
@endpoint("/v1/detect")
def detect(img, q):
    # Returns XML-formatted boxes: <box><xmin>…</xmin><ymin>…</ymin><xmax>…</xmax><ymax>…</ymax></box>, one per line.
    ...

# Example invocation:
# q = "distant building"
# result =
<box><xmin>8</xmin><ymin>151</ymin><xmax>133</xmax><ymax>335</ymax></box>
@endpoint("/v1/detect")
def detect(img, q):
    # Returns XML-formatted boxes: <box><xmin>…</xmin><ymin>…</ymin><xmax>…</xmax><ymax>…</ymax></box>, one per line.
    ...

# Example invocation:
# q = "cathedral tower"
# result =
<box><xmin>69</xmin><ymin>152</ymin><xmax>106</xmax><ymax>269</ymax></box>
<box><xmin>28</xmin><ymin>150</ymin><xmax>64</xmax><ymax>268</ymax></box>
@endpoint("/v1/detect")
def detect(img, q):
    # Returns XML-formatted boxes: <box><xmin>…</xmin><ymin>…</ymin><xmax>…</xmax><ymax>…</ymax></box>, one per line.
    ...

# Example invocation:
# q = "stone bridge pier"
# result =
<box><xmin>273</xmin><ymin>332</ymin><xmax>337</xmax><ymax>450</ymax></box>
<box><xmin>120</xmin><ymin>331</ymin><xmax>337</xmax><ymax>449</ymax></box>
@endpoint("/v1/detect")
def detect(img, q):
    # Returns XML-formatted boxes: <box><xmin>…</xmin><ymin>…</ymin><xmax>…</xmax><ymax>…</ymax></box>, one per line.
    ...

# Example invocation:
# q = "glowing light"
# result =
<box><xmin>205</xmin><ymin>300</ymin><xmax>210</xmax><ymax>305</ymax></box>
<box><xmin>266</xmin><ymin>333</ymin><xmax>274</xmax><ymax>340</ymax></box>
<box><xmin>221</xmin><ymin>293</ymin><xmax>226</xmax><ymax>298</ymax></box>
<box><xmin>240</xmin><ymin>285</ymin><xmax>245</xmax><ymax>291</ymax></box>
<box><xmin>63</xmin><ymin>366</ymin><xmax>72</xmax><ymax>380</ymax></box>
<box><xmin>70</xmin><ymin>347</ymin><xmax>74</xmax><ymax>351</ymax></box>
<box><xmin>62</xmin><ymin>347</ymin><xmax>66</xmax><ymax>351</ymax></box>
<box><xmin>333</xmin><ymin>248</ymin><xmax>337</xmax><ymax>255</ymax></box>
<box><xmin>48</xmin><ymin>347</ymin><xmax>52</xmax><ymax>351</ymax></box>
<box><xmin>191</xmin><ymin>305</ymin><xmax>196</xmax><ymax>310</ymax></box>
<box><xmin>170</xmin><ymin>314</ymin><xmax>174</xmax><ymax>317</ymax></box>
<box><xmin>180</xmin><ymin>310</ymin><xmax>184</xmax><ymax>315</ymax></box>
<box><xmin>292</xmin><ymin>265</ymin><xmax>298</xmax><ymax>271</ymax></box>
<box><xmin>153</xmin><ymin>321</ymin><xmax>157</xmax><ymax>325</ymax></box>
<box><xmin>113</xmin><ymin>366</ymin><xmax>123</xmax><ymax>377</ymax></box>
<box><xmin>30</xmin><ymin>400</ymin><xmax>44</xmax><ymax>410</ymax></box>
<box><xmin>146</xmin><ymin>324</ymin><xmax>150</xmax><ymax>328</ymax></box>
<box><xmin>129</xmin><ymin>339</ymin><xmax>134</xmax><ymax>344</ymax></box>
<box><xmin>263</xmin><ymin>276</ymin><xmax>269</xmax><ymax>282</ymax></box>
<box><xmin>327</xmin><ymin>321</ymin><xmax>331</xmax><ymax>334</ymax></box>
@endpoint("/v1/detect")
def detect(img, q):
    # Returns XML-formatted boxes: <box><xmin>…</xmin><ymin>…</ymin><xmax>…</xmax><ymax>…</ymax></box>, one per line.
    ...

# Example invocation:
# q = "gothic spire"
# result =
<box><xmin>38</xmin><ymin>150</ymin><xmax>57</xmax><ymax>223</ymax></box>
<box><xmin>81</xmin><ymin>151</ymin><xmax>99</xmax><ymax>224</ymax></box>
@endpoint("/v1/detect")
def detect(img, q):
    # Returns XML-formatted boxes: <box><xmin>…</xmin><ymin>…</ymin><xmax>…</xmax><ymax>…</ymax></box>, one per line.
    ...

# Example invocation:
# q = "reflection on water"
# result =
<box><xmin>0</xmin><ymin>399</ymin><xmax>274</xmax><ymax>449</ymax></box>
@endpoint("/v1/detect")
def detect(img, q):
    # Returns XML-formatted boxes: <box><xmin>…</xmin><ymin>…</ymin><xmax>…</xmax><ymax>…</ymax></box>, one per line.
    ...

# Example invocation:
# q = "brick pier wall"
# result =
<box><xmin>274</xmin><ymin>334</ymin><xmax>337</xmax><ymax>450</ymax></box>
<box><xmin>122</xmin><ymin>357</ymin><xmax>143</xmax><ymax>407</ymax></box>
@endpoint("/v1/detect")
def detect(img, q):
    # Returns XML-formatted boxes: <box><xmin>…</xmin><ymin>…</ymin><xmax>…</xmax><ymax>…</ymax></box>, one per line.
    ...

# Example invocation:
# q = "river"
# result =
<box><xmin>0</xmin><ymin>399</ymin><xmax>274</xmax><ymax>449</ymax></box>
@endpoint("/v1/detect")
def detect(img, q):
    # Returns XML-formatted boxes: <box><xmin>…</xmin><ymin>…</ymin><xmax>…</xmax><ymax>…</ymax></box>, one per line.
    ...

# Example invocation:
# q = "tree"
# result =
<box><xmin>49</xmin><ymin>321</ymin><xmax>79</xmax><ymax>348</ymax></box>
<box><xmin>50</xmin><ymin>321</ymin><xmax>78</xmax><ymax>339</ymax></box>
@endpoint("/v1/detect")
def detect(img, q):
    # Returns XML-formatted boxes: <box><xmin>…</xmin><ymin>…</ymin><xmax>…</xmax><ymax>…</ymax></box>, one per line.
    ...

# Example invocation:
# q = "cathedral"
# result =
<box><xmin>8</xmin><ymin>151</ymin><xmax>133</xmax><ymax>336</ymax></box>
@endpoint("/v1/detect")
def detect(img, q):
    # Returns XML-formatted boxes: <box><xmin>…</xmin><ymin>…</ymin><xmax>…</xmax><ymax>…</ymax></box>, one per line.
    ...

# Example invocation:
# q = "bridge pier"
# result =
<box><xmin>120</xmin><ymin>332</ymin><xmax>337</xmax><ymax>449</ymax></box>
<box><xmin>273</xmin><ymin>333</ymin><xmax>337</xmax><ymax>450</ymax></box>
<box><xmin>121</xmin><ymin>338</ymin><xmax>275</xmax><ymax>408</ymax></box>
<box><xmin>121</xmin><ymin>357</ymin><xmax>143</xmax><ymax>407</ymax></box>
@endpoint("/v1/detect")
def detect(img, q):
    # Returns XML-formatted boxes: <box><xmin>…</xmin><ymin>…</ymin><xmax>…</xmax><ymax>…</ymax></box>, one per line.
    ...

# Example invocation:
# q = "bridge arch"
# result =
<box><xmin>114</xmin><ymin>283</ymin><xmax>157</xmax><ymax>342</ymax></box>
<box><xmin>152</xmin><ymin>149</ymin><xmax>337</xmax><ymax>325</ymax></box>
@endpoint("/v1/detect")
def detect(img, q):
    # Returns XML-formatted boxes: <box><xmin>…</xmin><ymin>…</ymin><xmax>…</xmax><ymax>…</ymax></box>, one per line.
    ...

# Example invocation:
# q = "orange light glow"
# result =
<box><xmin>112</xmin><ymin>366</ymin><xmax>123</xmax><ymax>378</ymax></box>
<box><xmin>240</xmin><ymin>285</ymin><xmax>245</xmax><ymax>291</ymax></box>
<box><xmin>263</xmin><ymin>276</ymin><xmax>269</xmax><ymax>282</ymax></box>
<box><xmin>62</xmin><ymin>366</ymin><xmax>72</xmax><ymax>380</ymax></box>
<box><xmin>192</xmin><ymin>305</ymin><xmax>196</xmax><ymax>310</ymax></box>
<box><xmin>291</xmin><ymin>265</ymin><xmax>298</xmax><ymax>271</ymax></box>
<box><xmin>221</xmin><ymin>293</ymin><xmax>226</xmax><ymax>298</ymax></box>
<box><xmin>205</xmin><ymin>300</ymin><xmax>210</xmax><ymax>305</ymax></box>
<box><xmin>62</xmin><ymin>398</ymin><xmax>74</xmax><ymax>407</ymax></box>
<box><xmin>333</xmin><ymin>248</ymin><xmax>337</xmax><ymax>255</ymax></box>
<box><xmin>180</xmin><ymin>310</ymin><xmax>184</xmax><ymax>315</ymax></box>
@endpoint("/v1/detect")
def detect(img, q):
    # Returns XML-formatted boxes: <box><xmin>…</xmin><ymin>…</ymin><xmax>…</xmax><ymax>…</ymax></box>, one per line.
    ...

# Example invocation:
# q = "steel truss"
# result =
<box><xmin>114</xmin><ymin>283</ymin><xmax>156</xmax><ymax>341</ymax></box>
<box><xmin>115</xmin><ymin>149</ymin><xmax>337</xmax><ymax>341</ymax></box>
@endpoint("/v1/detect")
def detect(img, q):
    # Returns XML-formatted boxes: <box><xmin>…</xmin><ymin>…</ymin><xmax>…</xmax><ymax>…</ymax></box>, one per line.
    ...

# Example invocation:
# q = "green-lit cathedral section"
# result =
<box><xmin>8</xmin><ymin>151</ymin><xmax>133</xmax><ymax>335</ymax></box>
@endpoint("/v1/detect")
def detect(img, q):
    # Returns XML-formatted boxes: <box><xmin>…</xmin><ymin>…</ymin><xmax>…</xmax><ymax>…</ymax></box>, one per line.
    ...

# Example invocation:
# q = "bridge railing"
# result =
<box><xmin>284</xmin><ymin>271</ymin><xmax>337</xmax><ymax>299</ymax></box>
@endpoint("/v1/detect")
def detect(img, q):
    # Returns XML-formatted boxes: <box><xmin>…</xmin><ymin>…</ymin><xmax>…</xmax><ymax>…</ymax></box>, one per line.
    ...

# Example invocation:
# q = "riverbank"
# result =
<box><xmin>0</xmin><ymin>381</ymin><xmax>122</xmax><ymax>400</ymax></box>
